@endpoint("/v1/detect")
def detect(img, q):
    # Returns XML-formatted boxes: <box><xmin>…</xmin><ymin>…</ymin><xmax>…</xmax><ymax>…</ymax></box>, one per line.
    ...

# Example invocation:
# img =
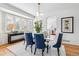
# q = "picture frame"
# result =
<box><xmin>61</xmin><ymin>16</ymin><xmax>74</xmax><ymax>33</ymax></box>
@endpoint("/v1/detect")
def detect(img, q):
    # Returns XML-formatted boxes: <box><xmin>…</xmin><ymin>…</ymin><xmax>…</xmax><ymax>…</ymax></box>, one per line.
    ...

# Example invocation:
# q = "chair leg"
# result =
<box><xmin>25</xmin><ymin>44</ymin><xmax>27</xmax><ymax>50</ymax></box>
<box><xmin>57</xmin><ymin>48</ymin><xmax>60</xmax><ymax>56</ymax></box>
<box><xmin>31</xmin><ymin>45</ymin><xmax>33</xmax><ymax>53</ymax></box>
<box><xmin>47</xmin><ymin>45</ymin><xmax>49</xmax><ymax>53</ymax></box>
<box><xmin>24</xmin><ymin>40</ymin><xmax>25</xmax><ymax>44</ymax></box>
<box><xmin>34</xmin><ymin>48</ymin><xmax>37</xmax><ymax>55</ymax></box>
<box><xmin>42</xmin><ymin>49</ymin><xmax>45</xmax><ymax>56</ymax></box>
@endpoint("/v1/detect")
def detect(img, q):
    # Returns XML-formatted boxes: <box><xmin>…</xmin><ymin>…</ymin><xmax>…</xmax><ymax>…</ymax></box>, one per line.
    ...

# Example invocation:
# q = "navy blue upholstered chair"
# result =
<box><xmin>34</xmin><ymin>34</ymin><xmax>47</xmax><ymax>56</ymax></box>
<box><xmin>53</xmin><ymin>33</ymin><xmax>63</xmax><ymax>56</ymax></box>
<box><xmin>24</xmin><ymin>33</ymin><xmax>34</xmax><ymax>53</ymax></box>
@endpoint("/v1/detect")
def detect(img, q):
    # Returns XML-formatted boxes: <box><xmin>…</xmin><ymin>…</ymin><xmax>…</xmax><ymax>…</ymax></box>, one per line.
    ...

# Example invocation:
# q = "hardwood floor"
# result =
<box><xmin>63</xmin><ymin>43</ymin><xmax>79</xmax><ymax>56</ymax></box>
<box><xmin>0</xmin><ymin>41</ymin><xmax>22</xmax><ymax>56</ymax></box>
<box><xmin>0</xmin><ymin>41</ymin><xmax>79</xmax><ymax>56</ymax></box>
<box><xmin>0</xmin><ymin>44</ymin><xmax>14</xmax><ymax>56</ymax></box>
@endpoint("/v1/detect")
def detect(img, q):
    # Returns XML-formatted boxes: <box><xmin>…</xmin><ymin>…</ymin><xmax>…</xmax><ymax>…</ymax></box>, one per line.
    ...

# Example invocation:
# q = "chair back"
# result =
<box><xmin>55</xmin><ymin>33</ymin><xmax>63</xmax><ymax>47</ymax></box>
<box><xmin>34</xmin><ymin>34</ymin><xmax>45</xmax><ymax>49</ymax></box>
<box><xmin>24</xmin><ymin>33</ymin><xmax>33</xmax><ymax>45</ymax></box>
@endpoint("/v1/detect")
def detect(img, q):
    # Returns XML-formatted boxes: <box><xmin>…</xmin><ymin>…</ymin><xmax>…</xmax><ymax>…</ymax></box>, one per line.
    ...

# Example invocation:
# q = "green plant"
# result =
<box><xmin>34</xmin><ymin>20</ymin><xmax>42</xmax><ymax>33</ymax></box>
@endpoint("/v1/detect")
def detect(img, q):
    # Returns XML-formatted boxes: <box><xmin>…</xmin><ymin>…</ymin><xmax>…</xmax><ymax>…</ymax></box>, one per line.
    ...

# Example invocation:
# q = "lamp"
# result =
<box><xmin>7</xmin><ymin>23</ymin><xmax>16</xmax><ymax>32</ymax></box>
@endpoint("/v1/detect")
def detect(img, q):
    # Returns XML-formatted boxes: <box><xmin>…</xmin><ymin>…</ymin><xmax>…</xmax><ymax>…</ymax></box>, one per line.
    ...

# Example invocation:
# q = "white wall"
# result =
<box><xmin>0</xmin><ymin>4</ymin><xmax>34</xmax><ymax>45</ymax></box>
<box><xmin>47</xmin><ymin>17</ymin><xmax>57</xmax><ymax>30</ymax></box>
<box><xmin>39</xmin><ymin>3</ymin><xmax>79</xmax><ymax>44</ymax></box>
<box><xmin>0</xmin><ymin>11</ymin><xmax>2</xmax><ymax>32</ymax></box>
<box><xmin>57</xmin><ymin>9</ymin><xmax>79</xmax><ymax>44</ymax></box>
<box><xmin>0</xmin><ymin>33</ymin><xmax>8</xmax><ymax>45</ymax></box>
<box><xmin>0</xmin><ymin>11</ymin><xmax>8</xmax><ymax>45</ymax></box>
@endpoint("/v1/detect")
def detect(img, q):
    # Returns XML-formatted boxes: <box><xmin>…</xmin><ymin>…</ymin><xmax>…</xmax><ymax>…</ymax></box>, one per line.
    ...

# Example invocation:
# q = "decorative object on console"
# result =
<box><xmin>61</xmin><ymin>16</ymin><xmax>74</xmax><ymax>33</ymax></box>
<box><xmin>7</xmin><ymin>23</ymin><xmax>16</xmax><ymax>32</ymax></box>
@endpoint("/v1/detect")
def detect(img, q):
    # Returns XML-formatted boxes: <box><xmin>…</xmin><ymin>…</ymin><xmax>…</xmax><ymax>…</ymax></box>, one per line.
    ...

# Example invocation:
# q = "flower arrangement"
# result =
<box><xmin>34</xmin><ymin>20</ymin><xmax>42</xmax><ymax>33</ymax></box>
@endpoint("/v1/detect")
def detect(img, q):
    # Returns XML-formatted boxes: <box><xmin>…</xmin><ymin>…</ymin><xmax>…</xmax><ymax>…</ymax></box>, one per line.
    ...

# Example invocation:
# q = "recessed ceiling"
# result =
<box><xmin>10</xmin><ymin>3</ymin><xmax>79</xmax><ymax>17</ymax></box>
<box><xmin>10</xmin><ymin>3</ymin><xmax>37</xmax><ymax>16</ymax></box>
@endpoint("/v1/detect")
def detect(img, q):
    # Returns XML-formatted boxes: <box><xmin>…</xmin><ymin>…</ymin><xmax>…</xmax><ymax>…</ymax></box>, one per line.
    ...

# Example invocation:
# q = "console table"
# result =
<box><xmin>8</xmin><ymin>32</ymin><xmax>24</xmax><ymax>44</ymax></box>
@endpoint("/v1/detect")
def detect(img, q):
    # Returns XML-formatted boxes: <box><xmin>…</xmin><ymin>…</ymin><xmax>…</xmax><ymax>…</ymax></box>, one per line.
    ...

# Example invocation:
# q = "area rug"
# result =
<box><xmin>7</xmin><ymin>42</ymin><xmax>66</xmax><ymax>56</ymax></box>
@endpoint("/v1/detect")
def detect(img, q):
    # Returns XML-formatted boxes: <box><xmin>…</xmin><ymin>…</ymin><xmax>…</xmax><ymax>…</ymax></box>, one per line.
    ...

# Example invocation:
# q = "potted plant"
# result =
<box><xmin>34</xmin><ymin>20</ymin><xmax>42</xmax><ymax>33</ymax></box>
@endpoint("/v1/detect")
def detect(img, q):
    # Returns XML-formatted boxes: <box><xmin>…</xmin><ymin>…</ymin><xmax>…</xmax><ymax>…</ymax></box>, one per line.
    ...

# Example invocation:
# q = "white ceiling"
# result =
<box><xmin>10</xmin><ymin>3</ymin><xmax>79</xmax><ymax>17</ymax></box>
<box><xmin>10</xmin><ymin>3</ymin><xmax>37</xmax><ymax>16</ymax></box>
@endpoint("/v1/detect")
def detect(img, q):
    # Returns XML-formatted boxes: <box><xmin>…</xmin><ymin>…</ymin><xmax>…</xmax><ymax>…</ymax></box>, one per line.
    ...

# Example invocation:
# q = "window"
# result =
<box><xmin>19</xmin><ymin>18</ymin><xmax>28</xmax><ymax>32</ymax></box>
<box><xmin>0</xmin><ymin>11</ymin><xmax>33</xmax><ymax>33</ymax></box>
<box><xmin>0</xmin><ymin>11</ymin><xmax>2</xmax><ymax>33</ymax></box>
<box><xmin>14</xmin><ymin>16</ymin><xmax>20</xmax><ymax>31</ymax></box>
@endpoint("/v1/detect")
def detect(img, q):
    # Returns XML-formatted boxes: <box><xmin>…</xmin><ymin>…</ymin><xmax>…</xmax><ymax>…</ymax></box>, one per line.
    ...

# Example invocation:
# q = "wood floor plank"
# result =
<box><xmin>63</xmin><ymin>43</ymin><xmax>79</xmax><ymax>56</ymax></box>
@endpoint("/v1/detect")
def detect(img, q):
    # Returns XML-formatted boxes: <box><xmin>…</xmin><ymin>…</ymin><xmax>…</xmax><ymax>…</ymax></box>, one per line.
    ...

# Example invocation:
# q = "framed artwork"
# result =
<box><xmin>61</xmin><ymin>16</ymin><xmax>74</xmax><ymax>33</ymax></box>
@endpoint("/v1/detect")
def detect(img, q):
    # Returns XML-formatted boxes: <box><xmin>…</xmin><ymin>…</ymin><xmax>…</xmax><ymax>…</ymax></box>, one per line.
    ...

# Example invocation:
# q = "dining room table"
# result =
<box><xmin>44</xmin><ymin>35</ymin><xmax>56</xmax><ymax>53</ymax></box>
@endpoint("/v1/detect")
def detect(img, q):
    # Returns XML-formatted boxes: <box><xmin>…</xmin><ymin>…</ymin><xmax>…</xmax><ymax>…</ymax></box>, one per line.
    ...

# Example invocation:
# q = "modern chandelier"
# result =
<box><xmin>35</xmin><ymin>3</ymin><xmax>44</xmax><ymax>21</ymax></box>
<box><xmin>36</xmin><ymin>3</ymin><xmax>41</xmax><ymax>17</ymax></box>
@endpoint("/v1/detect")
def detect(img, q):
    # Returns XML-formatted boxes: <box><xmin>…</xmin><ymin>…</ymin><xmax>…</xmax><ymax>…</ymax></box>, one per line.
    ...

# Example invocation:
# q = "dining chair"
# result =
<box><xmin>34</xmin><ymin>34</ymin><xmax>48</xmax><ymax>56</ymax></box>
<box><xmin>52</xmin><ymin>33</ymin><xmax>63</xmax><ymax>56</ymax></box>
<box><xmin>24</xmin><ymin>33</ymin><xmax>35</xmax><ymax>53</ymax></box>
